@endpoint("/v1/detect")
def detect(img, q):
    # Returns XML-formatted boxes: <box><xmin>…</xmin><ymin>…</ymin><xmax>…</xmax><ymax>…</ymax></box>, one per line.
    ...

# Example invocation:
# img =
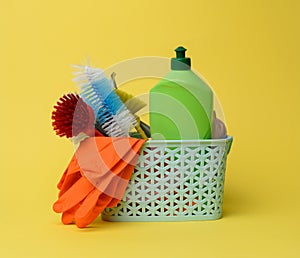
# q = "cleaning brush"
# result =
<box><xmin>110</xmin><ymin>72</ymin><xmax>146</xmax><ymax>114</ymax></box>
<box><xmin>52</xmin><ymin>93</ymin><xmax>96</xmax><ymax>138</ymax></box>
<box><xmin>111</xmin><ymin>72</ymin><xmax>150</xmax><ymax>138</ymax></box>
<box><xmin>73</xmin><ymin>65</ymin><xmax>137</xmax><ymax>137</ymax></box>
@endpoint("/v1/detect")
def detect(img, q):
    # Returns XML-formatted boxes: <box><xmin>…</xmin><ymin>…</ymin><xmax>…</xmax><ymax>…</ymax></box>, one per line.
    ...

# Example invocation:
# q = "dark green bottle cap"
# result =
<box><xmin>171</xmin><ymin>46</ymin><xmax>191</xmax><ymax>70</ymax></box>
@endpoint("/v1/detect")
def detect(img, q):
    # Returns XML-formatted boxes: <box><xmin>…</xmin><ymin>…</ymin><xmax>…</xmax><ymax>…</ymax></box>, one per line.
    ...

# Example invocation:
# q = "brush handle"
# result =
<box><xmin>134</xmin><ymin>117</ymin><xmax>148</xmax><ymax>139</ymax></box>
<box><xmin>139</xmin><ymin>121</ymin><xmax>151</xmax><ymax>138</ymax></box>
<box><xmin>135</xmin><ymin>124</ymin><xmax>148</xmax><ymax>139</ymax></box>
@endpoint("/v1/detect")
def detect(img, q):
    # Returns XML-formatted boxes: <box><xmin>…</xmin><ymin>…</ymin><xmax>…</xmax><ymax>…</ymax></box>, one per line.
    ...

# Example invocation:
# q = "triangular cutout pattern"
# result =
<box><xmin>102</xmin><ymin>138</ymin><xmax>231</xmax><ymax>221</ymax></box>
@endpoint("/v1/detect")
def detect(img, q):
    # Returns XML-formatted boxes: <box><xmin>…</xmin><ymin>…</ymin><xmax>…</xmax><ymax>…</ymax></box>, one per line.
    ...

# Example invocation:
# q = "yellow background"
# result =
<box><xmin>1</xmin><ymin>0</ymin><xmax>299</xmax><ymax>257</ymax></box>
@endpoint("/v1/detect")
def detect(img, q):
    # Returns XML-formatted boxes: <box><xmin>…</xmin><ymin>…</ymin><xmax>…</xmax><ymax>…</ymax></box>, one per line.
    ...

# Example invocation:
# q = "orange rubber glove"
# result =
<box><xmin>74</xmin><ymin>164</ymin><xmax>136</xmax><ymax>228</ymax></box>
<box><xmin>76</xmin><ymin>136</ymin><xmax>145</xmax><ymax>199</ymax></box>
<box><xmin>53</xmin><ymin>136</ymin><xmax>146</xmax><ymax>228</ymax></box>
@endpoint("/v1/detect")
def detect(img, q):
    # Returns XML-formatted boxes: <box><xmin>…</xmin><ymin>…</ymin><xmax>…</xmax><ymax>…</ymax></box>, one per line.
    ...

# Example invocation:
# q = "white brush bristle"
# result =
<box><xmin>73</xmin><ymin>64</ymin><xmax>137</xmax><ymax>137</ymax></box>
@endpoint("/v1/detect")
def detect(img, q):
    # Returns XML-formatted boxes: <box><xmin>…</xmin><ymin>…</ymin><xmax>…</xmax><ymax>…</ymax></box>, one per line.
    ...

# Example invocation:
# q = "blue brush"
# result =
<box><xmin>73</xmin><ymin>65</ymin><xmax>136</xmax><ymax>137</ymax></box>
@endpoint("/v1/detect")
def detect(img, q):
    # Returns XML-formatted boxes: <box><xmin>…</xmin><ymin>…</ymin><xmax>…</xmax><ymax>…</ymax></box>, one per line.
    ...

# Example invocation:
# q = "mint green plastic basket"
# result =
<box><xmin>102</xmin><ymin>136</ymin><xmax>233</xmax><ymax>222</ymax></box>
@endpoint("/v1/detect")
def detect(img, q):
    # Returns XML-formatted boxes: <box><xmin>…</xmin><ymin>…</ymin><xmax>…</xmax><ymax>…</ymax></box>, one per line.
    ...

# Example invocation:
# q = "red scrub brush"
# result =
<box><xmin>52</xmin><ymin>93</ymin><xmax>101</xmax><ymax>138</ymax></box>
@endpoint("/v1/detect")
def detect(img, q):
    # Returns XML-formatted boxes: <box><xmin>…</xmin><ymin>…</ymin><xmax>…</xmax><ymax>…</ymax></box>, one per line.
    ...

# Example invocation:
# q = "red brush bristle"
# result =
<box><xmin>52</xmin><ymin>93</ymin><xmax>93</xmax><ymax>138</ymax></box>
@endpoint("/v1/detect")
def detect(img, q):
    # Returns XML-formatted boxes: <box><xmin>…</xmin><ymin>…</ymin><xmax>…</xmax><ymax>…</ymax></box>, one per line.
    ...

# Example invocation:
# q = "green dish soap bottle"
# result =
<box><xmin>149</xmin><ymin>46</ymin><xmax>213</xmax><ymax>140</ymax></box>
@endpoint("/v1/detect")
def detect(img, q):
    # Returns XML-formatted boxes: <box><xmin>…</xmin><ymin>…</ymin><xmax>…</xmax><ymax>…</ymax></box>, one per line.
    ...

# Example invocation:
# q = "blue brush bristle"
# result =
<box><xmin>80</xmin><ymin>77</ymin><xmax>121</xmax><ymax>117</ymax></box>
<box><xmin>73</xmin><ymin>65</ymin><xmax>136</xmax><ymax>137</ymax></box>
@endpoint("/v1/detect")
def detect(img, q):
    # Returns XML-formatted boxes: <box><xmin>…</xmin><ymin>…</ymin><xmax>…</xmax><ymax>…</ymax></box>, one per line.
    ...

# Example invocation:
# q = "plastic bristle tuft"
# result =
<box><xmin>73</xmin><ymin>65</ymin><xmax>137</xmax><ymax>137</ymax></box>
<box><xmin>51</xmin><ymin>93</ymin><xmax>93</xmax><ymax>138</ymax></box>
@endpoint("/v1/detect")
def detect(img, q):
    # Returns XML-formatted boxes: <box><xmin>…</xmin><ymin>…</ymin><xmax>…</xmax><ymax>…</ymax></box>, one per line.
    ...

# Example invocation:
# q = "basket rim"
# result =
<box><xmin>145</xmin><ymin>135</ymin><xmax>233</xmax><ymax>145</ymax></box>
<box><xmin>143</xmin><ymin>136</ymin><xmax>233</xmax><ymax>155</ymax></box>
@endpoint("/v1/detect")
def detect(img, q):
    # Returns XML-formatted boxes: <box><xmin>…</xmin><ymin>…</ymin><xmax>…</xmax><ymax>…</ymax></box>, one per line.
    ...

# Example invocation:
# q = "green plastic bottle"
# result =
<box><xmin>149</xmin><ymin>46</ymin><xmax>213</xmax><ymax>140</ymax></box>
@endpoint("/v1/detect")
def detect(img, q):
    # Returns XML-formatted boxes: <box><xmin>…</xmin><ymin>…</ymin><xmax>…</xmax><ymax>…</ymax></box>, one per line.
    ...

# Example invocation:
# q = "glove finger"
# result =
<box><xmin>106</xmin><ymin>137</ymin><xmax>144</xmax><ymax>204</ymax></box>
<box><xmin>58</xmin><ymin>171</ymin><xmax>81</xmax><ymax>197</ymax></box>
<box><xmin>57</xmin><ymin>168</ymin><xmax>68</xmax><ymax>190</ymax></box>
<box><xmin>101</xmin><ymin>163</ymin><xmax>131</xmax><ymax>207</ymax></box>
<box><xmin>103</xmin><ymin>149</ymin><xmax>141</xmax><ymax>209</ymax></box>
<box><xmin>53</xmin><ymin>176</ymin><xmax>94</xmax><ymax>213</ymax></box>
<box><xmin>61</xmin><ymin>202</ymin><xmax>81</xmax><ymax>225</ymax></box>
<box><xmin>57</xmin><ymin>155</ymin><xmax>80</xmax><ymax>189</ymax></box>
<box><xmin>76</xmin><ymin>193</ymin><xmax>112</xmax><ymax>228</ymax></box>
<box><xmin>106</xmin><ymin>163</ymin><xmax>135</xmax><ymax>207</ymax></box>
<box><xmin>100</xmin><ymin>158</ymin><xmax>137</xmax><ymax>201</ymax></box>
<box><xmin>106</xmin><ymin>198</ymin><xmax>120</xmax><ymax>208</ymax></box>
<box><xmin>75</xmin><ymin>188</ymin><xmax>101</xmax><ymax>219</ymax></box>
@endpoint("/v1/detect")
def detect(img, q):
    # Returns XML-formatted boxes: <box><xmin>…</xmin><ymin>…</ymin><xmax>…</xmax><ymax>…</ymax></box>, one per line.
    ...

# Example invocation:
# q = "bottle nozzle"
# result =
<box><xmin>175</xmin><ymin>46</ymin><xmax>187</xmax><ymax>58</ymax></box>
<box><xmin>171</xmin><ymin>46</ymin><xmax>191</xmax><ymax>70</ymax></box>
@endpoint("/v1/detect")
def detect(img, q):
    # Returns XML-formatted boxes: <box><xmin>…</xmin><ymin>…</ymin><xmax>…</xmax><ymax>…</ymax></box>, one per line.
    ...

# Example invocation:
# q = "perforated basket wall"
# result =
<box><xmin>102</xmin><ymin>136</ymin><xmax>233</xmax><ymax>222</ymax></box>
